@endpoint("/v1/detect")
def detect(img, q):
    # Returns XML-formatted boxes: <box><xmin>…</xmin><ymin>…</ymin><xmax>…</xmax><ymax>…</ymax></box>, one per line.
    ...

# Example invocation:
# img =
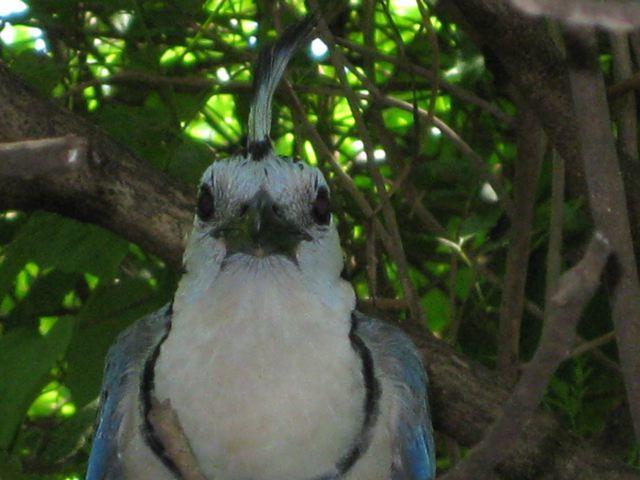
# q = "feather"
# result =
<box><xmin>86</xmin><ymin>306</ymin><xmax>172</xmax><ymax>480</ymax></box>
<box><xmin>247</xmin><ymin>13</ymin><xmax>318</xmax><ymax>160</ymax></box>
<box><xmin>353</xmin><ymin>312</ymin><xmax>437</xmax><ymax>480</ymax></box>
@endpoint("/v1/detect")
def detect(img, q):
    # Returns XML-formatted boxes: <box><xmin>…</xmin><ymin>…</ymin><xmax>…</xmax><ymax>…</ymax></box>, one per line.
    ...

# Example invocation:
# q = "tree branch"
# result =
<box><xmin>610</xmin><ymin>32</ymin><xmax>640</xmax><ymax>270</ymax></box>
<box><xmin>0</xmin><ymin>63</ymin><xmax>193</xmax><ymax>271</ymax></box>
<box><xmin>565</xmin><ymin>26</ymin><xmax>640</xmax><ymax>445</ymax></box>
<box><xmin>510</xmin><ymin>0</ymin><xmax>640</xmax><ymax>32</ymax></box>
<box><xmin>0</xmin><ymin>135</ymin><xmax>87</xmax><ymax>177</ymax></box>
<box><xmin>496</xmin><ymin>104</ymin><xmax>544</xmax><ymax>381</ymax></box>
<box><xmin>443</xmin><ymin>233</ymin><xmax>611</xmax><ymax>480</ymax></box>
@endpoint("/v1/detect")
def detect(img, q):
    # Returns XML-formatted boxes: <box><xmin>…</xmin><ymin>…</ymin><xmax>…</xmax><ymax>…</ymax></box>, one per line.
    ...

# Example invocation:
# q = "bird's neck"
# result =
<box><xmin>171</xmin><ymin>255</ymin><xmax>355</xmax><ymax>337</ymax></box>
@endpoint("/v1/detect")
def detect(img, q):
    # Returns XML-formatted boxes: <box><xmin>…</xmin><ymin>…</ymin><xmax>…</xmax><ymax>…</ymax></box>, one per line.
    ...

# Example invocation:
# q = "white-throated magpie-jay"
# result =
<box><xmin>86</xmin><ymin>14</ymin><xmax>436</xmax><ymax>480</ymax></box>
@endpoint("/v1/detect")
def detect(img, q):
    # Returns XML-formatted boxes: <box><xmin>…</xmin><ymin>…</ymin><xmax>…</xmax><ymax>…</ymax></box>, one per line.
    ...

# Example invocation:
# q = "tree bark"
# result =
<box><xmin>0</xmin><ymin>63</ymin><xmax>193</xmax><ymax>271</ymax></box>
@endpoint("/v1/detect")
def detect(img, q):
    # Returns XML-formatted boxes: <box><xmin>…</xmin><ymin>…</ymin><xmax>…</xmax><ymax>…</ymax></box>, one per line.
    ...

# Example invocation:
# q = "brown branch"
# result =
<box><xmin>510</xmin><ymin>0</ymin><xmax>640</xmax><ymax>32</ymax></box>
<box><xmin>565</xmin><ymin>26</ymin><xmax>640</xmax><ymax>444</ymax></box>
<box><xmin>631</xmin><ymin>32</ymin><xmax>640</xmax><ymax>69</ymax></box>
<box><xmin>544</xmin><ymin>149</ymin><xmax>565</xmax><ymax>317</ymax></box>
<box><xmin>610</xmin><ymin>33</ymin><xmax>640</xmax><ymax>269</ymax></box>
<box><xmin>0</xmin><ymin>64</ymin><xmax>193</xmax><ymax>271</ymax></box>
<box><xmin>608</xmin><ymin>71</ymin><xmax>640</xmax><ymax>99</ymax></box>
<box><xmin>571</xmin><ymin>331</ymin><xmax>616</xmax><ymax>358</ymax></box>
<box><xmin>496</xmin><ymin>104</ymin><xmax>545</xmax><ymax>381</ymax></box>
<box><xmin>62</xmin><ymin>70</ymin><xmax>218</xmax><ymax>98</ymax></box>
<box><xmin>0</xmin><ymin>135</ymin><xmax>87</xmax><ymax>177</ymax></box>
<box><xmin>442</xmin><ymin>232</ymin><xmax>612</xmax><ymax>480</ymax></box>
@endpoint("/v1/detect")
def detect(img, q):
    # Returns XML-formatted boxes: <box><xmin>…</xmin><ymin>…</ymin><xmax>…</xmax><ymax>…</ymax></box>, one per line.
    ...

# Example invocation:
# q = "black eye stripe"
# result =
<box><xmin>197</xmin><ymin>184</ymin><xmax>215</xmax><ymax>221</ymax></box>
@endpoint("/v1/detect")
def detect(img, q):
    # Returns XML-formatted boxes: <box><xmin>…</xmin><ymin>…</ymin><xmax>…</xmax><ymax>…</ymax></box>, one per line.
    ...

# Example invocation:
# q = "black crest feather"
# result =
<box><xmin>247</xmin><ymin>13</ymin><xmax>318</xmax><ymax>161</ymax></box>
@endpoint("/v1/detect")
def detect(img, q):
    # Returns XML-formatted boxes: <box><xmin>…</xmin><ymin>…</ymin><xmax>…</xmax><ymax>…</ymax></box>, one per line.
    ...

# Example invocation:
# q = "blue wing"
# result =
<box><xmin>86</xmin><ymin>305</ymin><xmax>172</xmax><ymax>480</ymax></box>
<box><xmin>353</xmin><ymin>311</ymin><xmax>436</xmax><ymax>480</ymax></box>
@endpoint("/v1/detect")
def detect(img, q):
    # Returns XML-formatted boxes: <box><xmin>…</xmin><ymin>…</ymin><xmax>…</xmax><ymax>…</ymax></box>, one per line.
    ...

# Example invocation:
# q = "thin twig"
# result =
<box><xmin>416</xmin><ymin>0</ymin><xmax>440</xmax><ymax>126</ymax></box>
<box><xmin>334</xmin><ymin>37</ymin><xmax>514</xmax><ymax>125</ymax></box>
<box><xmin>610</xmin><ymin>32</ymin><xmax>640</xmax><ymax>264</ymax></box>
<box><xmin>544</xmin><ymin>148</ymin><xmax>565</xmax><ymax>317</ymax></box>
<box><xmin>608</xmin><ymin>71</ymin><xmax>640</xmax><ymax>99</ymax></box>
<box><xmin>365</xmin><ymin>220</ymin><xmax>378</xmax><ymax>298</ymax></box>
<box><xmin>571</xmin><ymin>331</ymin><xmax>616</xmax><ymax>358</ymax></box>
<box><xmin>311</xmin><ymin>2</ymin><xmax>427</xmax><ymax>325</ymax></box>
<box><xmin>359</xmin><ymin>297</ymin><xmax>407</xmax><ymax>311</ymax></box>
<box><xmin>497</xmin><ymin>103</ymin><xmax>545</xmax><ymax>381</ymax></box>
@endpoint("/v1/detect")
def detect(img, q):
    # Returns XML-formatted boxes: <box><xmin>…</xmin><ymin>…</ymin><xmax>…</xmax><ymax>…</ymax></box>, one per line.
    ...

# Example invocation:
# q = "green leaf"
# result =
<box><xmin>0</xmin><ymin>318</ymin><xmax>75</xmax><ymax>450</ymax></box>
<box><xmin>455</xmin><ymin>267</ymin><xmax>474</xmax><ymax>302</ymax></box>
<box><xmin>0</xmin><ymin>451</ymin><xmax>37</xmax><ymax>480</ymax></box>
<box><xmin>9</xmin><ymin>50</ymin><xmax>60</xmax><ymax>95</ymax></box>
<box><xmin>423</xmin><ymin>288</ymin><xmax>451</xmax><ymax>333</ymax></box>
<box><xmin>65</xmin><ymin>278</ymin><xmax>168</xmax><ymax>407</ymax></box>
<box><xmin>0</xmin><ymin>213</ymin><xmax>128</xmax><ymax>297</ymax></box>
<box><xmin>38</xmin><ymin>402</ymin><xmax>97</xmax><ymax>466</ymax></box>
<box><xmin>5</xmin><ymin>271</ymin><xmax>78</xmax><ymax>329</ymax></box>
<box><xmin>167</xmin><ymin>140</ymin><xmax>214</xmax><ymax>185</ymax></box>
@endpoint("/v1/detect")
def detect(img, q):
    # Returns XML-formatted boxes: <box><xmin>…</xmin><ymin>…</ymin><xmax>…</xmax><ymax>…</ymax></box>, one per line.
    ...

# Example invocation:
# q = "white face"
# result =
<box><xmin>178</xmin><ymin>151</ymin><xmax>345</xmax><ymax>300</ymax></box>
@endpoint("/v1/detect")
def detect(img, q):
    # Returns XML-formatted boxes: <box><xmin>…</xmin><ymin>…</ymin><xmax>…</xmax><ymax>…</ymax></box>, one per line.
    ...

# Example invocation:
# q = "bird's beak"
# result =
<box><xmin>218</xmin><ymin>191</ymin><xmax>310</xmax><ymax>258</ymax></box>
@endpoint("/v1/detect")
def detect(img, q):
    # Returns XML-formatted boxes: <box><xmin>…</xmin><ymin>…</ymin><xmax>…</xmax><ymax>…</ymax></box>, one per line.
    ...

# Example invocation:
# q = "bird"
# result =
<box><xmin>86</xmin><ymin>13</ymin><xmax>435</xmax><ymax>480</ymax></box>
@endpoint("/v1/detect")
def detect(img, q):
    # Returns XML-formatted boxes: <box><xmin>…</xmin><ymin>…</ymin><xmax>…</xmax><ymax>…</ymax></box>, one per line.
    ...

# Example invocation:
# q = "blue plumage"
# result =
<box><xmin>86</xmin><ymin>307</ymin><xmax>171</xmax><ymax>480</ymax></box>
<box><xmin>353</xmin><ymin>313</ymin><xmax>436</xmax><ymax>480</ymax></box>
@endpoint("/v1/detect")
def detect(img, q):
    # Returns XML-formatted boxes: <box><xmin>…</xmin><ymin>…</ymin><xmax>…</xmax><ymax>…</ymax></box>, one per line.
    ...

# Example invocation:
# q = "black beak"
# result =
<box><xmin>219</xmin><ymin>190</ymin><xmax>310</xmax><ymax>258</ymax></box>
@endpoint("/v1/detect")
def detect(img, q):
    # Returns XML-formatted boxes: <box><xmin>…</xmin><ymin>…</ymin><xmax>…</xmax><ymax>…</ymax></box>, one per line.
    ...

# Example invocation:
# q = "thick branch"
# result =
<box><xmin>0</xmin><ymin>59</ymin><xmax>637</xmax><ymax>480</ymax></box>
<box><xmin>510</xmin><ymin>0</ymin><xmax>640</xmax><ymax>32</ymax></box>
<box><xmin>0</xmin><ymin>135</ymin><xmax>87</xmax><ymax>177</ymax></box>
<box><xmin>0</xmin><ymin>63</ymin><xmax>193</xmax><ymax>270</ymax></box>
<box><xmin>610</xmin><ymin>33</ymin><xmax>640</xmax><ymax>269</ymax></box>
<box><xmin>565</xmin><ymin>26</ymin><xmax>640</xmax><ymax>446</ymax></box>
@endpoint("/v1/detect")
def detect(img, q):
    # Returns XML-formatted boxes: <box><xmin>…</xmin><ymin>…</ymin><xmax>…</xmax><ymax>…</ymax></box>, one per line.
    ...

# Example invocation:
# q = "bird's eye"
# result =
<box><xmin>311</xmin><ymin>187</ymin><xmax>331</xmax><ymax>225</ymax></box>
<box><xmin>197</xmin><ymin>184</ymin><xmax>215</xmax><ymax>221</ymax></box>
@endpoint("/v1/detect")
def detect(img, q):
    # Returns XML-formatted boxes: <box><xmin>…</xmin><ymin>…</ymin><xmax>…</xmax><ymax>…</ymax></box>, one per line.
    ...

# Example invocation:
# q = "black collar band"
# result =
<box><xmin>140</xmin><ymin>310</ymin><xmax>381</xmax><ymax>480</ymax></box>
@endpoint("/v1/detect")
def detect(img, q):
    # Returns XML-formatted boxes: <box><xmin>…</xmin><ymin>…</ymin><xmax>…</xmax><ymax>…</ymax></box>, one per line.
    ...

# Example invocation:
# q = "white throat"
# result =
<box><xmin>154</xmin><ymin>255</ymin><xmax>363</xmax><ymax>480</ymax></box>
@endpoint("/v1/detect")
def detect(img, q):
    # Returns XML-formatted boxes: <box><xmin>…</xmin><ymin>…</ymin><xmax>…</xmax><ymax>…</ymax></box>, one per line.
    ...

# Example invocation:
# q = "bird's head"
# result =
<box><xmin>180</xmin><ymin>14</ymin><xmax>345</xmax><ymax>290</ymax></box>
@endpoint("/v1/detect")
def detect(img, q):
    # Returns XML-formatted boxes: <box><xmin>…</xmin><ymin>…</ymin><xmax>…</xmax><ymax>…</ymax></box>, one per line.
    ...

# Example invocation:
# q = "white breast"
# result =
<box><xmin>153</xmin><ymin>256</ymin><xmax>365</xmax><ymax>480</ymax></box>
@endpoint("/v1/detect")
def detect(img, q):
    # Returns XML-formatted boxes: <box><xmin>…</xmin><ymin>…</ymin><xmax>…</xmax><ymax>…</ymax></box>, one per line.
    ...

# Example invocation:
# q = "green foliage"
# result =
<box><xmin>0</xmin><ymin>0</ymin><xmax>629</xmax><ymax>477</ymax></box>
<box><xmin>0</xmin><ymin>319</ymin><xmax>75</xmax><ymax>450</ymax></box>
